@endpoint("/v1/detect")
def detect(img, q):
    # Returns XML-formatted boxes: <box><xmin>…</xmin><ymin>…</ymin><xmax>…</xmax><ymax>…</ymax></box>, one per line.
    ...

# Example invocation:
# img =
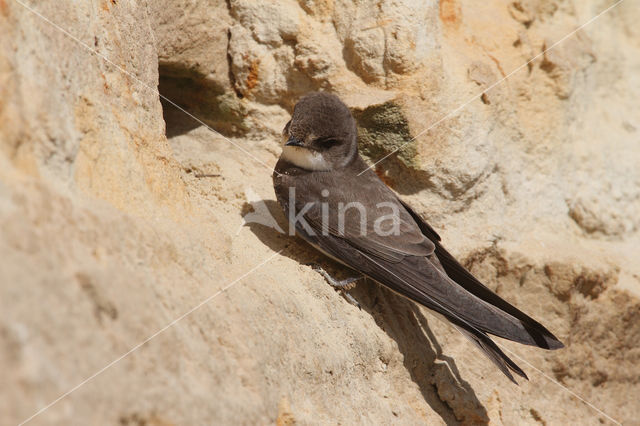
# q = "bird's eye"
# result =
<box><xmin>316</xmin><ymin>137</ymin><xmax>339</xmax><ymax>146</ymax></box>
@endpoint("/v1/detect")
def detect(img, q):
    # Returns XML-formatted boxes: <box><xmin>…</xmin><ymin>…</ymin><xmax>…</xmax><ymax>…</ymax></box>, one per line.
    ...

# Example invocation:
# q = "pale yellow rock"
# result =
<box><xmin>1</xmin><ymin>0</ymin><xmax>639</xmax><ymax>425</ymax></box>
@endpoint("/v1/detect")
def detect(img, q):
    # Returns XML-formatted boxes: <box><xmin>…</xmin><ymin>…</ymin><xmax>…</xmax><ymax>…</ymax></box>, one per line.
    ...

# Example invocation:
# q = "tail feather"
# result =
<box><xmin>400</xmin><ymin>198</ymin><xmax>564</xmax><ymax>350</ymax></box>
<box><xmin>454</xmin><ymin>325</ymin><xmax>528</xmax><ymax>384</ymax></box>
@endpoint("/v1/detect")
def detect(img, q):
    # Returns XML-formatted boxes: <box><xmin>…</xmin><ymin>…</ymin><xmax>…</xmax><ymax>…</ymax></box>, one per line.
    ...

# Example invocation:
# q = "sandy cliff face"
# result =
<box><xmin>2</xmin><ymin>0</ymin><xmax>639</xmax><ymax>424</ymax></box>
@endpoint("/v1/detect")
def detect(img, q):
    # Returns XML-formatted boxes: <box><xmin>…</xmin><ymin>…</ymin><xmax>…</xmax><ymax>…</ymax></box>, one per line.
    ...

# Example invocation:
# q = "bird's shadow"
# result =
<box><xmin>241</xmin><ymin>199</ymin><xmax>489</xmax><ymax>424</ymax></box>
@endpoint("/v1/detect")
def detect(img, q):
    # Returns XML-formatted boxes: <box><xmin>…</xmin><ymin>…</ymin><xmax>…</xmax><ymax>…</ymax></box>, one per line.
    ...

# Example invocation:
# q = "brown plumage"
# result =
<box><xmin>273</xmin><ymin>92</ymin><xmax>563</xmax><ymax>383</ymax></box>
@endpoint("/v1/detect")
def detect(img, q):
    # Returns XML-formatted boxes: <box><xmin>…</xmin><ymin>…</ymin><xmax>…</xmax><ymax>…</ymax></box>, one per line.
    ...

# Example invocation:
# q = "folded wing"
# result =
<box><xmin>290</xmin><ymin>169</ymin><xmax>562</xmax><ymax>382</ymax></box>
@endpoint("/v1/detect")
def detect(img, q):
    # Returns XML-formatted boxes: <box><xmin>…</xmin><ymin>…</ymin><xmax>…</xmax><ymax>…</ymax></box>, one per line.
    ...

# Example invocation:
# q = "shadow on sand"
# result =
<box><xmin>241</xmin><ymin>198</ymin><xmax>490</xmax><ymax>425</ymax></box>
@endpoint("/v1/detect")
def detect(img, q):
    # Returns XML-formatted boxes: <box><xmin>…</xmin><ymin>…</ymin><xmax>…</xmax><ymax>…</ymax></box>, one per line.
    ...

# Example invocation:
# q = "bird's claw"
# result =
<box><xmin>342</xmin><ymin>292</ymin><xmax>361</xmax><ymax>309</ymax></box>
<box><xmin>306</xmin><ymin>263</ymin><xmax>362</xmax><ymax>309</ymax></box>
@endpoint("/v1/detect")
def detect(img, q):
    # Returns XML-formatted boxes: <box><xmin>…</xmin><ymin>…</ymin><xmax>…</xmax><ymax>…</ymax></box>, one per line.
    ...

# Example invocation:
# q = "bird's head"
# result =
<box><xmin>281</xmin><ymin>92</ymin><xmax>358</xmax><ymax>171</ymax></box>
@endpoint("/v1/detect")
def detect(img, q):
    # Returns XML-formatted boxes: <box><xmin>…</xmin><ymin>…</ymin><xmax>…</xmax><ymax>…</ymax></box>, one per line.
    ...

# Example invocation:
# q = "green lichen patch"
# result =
<box><xmin>352</xmin><ymin>101</ymin><xmax>419</xmax><ymax>169</ymax></box>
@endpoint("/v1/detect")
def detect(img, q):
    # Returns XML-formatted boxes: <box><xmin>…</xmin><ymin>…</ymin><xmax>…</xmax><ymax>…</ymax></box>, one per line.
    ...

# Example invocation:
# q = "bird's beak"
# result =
<box><xmin>285</xmin><ymin>136</ymin><xmax>304</xmax><ymax>147</ymax></box>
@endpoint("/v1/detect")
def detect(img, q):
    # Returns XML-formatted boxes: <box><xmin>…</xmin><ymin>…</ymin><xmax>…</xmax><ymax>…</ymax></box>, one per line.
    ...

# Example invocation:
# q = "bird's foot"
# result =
<box><xmin>306</xmin><ymin>263</ymin><xmax>363</xmax><ymax>309</ymax></box>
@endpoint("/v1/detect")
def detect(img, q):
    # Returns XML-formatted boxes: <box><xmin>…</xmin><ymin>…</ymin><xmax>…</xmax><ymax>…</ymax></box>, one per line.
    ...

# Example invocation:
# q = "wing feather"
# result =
<box><xmin>398</xmin><ymin>199</ymin><xmax>563</xmax><ymax>350</ymax></box>
<box><xmin>274</xmin><ymin>156</ymin><xmax>563</xmax><ymax>382</ymax></box>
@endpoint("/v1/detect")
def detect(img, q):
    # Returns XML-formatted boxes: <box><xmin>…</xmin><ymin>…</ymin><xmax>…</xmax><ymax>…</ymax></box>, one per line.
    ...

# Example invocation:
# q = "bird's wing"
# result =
<box><xmin>293</xmin><ymin>168</ymin><xmax>563</xmax><ymax>350</ymax></box>
<box><xmin>279</xmin><ymin>163</ymin><xmax>562</xmax><ymax>381</ymax></box>
<box><xmin>297</xmin><ymin>170</ymin><xmax>434</xmax><ymax>263</ymax></box>
<box><xmin>296</xmin><ymin>206</ymin><xmax>558</xmax><ymax>348</ymax></box>
<box><xmin>295</xmin><ymin>220</ymin><xmax>529</xmax><ymax>382</ymax></box>
<box><xmin>398</xmin><ymin>198</ymin><xmax>563</xmax><ymax>350</ymax></box>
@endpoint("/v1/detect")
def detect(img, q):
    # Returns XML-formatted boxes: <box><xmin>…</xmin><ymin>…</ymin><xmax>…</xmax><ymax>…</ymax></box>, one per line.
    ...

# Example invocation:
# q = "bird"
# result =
<box><xmin>272</xmin><ymin>91</ymin><xmax>563</xmax><ymax>383</ymax></box>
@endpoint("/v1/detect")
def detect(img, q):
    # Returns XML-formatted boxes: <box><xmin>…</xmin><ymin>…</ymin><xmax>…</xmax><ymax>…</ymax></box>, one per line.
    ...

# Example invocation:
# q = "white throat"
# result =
<box><xmin>281</xmin><ymin>146</ymin><xmax>332</xmax><ymax>171</ymax></box>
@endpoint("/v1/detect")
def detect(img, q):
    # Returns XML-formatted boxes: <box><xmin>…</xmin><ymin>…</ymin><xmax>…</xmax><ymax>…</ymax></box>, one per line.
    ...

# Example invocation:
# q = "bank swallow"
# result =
<box><xmin>273</xmin><ymin>92</ymin><xmax>563</xmax><ymax>383</ymax></box>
